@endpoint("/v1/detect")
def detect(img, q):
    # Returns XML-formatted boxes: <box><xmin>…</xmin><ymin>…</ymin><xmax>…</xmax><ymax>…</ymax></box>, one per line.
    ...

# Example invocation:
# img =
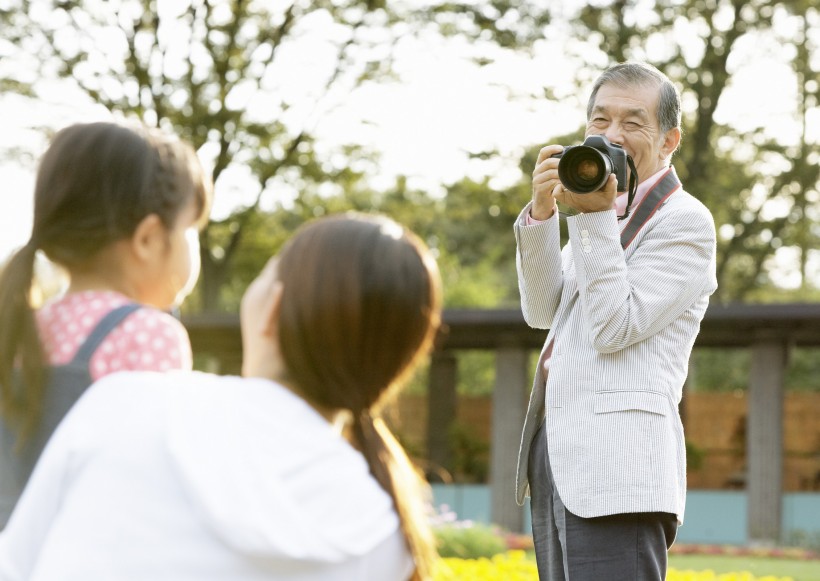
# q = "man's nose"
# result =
<box><xmin>604</xmin><ymin>123</ymin><xmax>625</xmax><ymax>146</ymax></box>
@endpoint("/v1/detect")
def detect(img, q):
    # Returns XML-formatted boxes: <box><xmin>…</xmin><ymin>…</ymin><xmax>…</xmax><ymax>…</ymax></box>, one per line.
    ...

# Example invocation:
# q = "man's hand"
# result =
<box><xmin>554</xmin><ymin>174</ymin><xmax>618</xmax><ymax>214</ymax></box>
<box><xmin>531</xmin><ymin>145</ymin><xmax>564</xmax><ymax>220</ymax></box>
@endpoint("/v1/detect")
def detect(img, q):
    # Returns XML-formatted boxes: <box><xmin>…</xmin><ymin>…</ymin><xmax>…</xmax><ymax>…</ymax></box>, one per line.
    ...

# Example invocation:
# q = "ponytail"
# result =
<box><xmin>0</xmin><ymin>241</ymin><xmax>46</xmax><ymax>439</ymax></box>
<box><xmin>352</xmin><ymin>411</ymin><xmax>438</xmax><ymax>581</ymax></box>
<box><xmin>273</xmin><ymin>215</ymin><xmax>443</xmax><ymax>577</ymax></box>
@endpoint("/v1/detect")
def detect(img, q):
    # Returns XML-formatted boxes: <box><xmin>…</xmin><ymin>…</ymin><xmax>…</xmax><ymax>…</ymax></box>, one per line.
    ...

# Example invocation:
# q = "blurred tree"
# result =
<box><xmin>0</xmin><ymin>0</ymin><xmax>548</xmax><ymax>311</ymax></box>
<box><xmin>685</xmin><ymin>3</ymin><xmax>820</xmax><ymax>302</ymax></box>
<box><xmin>424</xmin><ymin>1</ymin><xmax>553</xmax><ymax>52</ymax></box>
<box><xmin>1</xmin><ymin>0</ymin><xmax>390</xmax><ymax>309</ymax></box>
<box><xmin>2</xmin><ymin>0</ymin><xmax>817</xmax><ymax>308</ymax></box>
<box><xmin>434</xmin><ymin>177</ymin><xmax>525</xmax><ymax>307</ymax></box>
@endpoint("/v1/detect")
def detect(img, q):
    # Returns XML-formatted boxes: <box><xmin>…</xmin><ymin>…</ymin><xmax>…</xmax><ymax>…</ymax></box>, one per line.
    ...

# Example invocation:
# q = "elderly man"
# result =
<box><xmin>514</xmin><ymin>62</ymin><xmax>718</xmax><ymax>580</ymax></box>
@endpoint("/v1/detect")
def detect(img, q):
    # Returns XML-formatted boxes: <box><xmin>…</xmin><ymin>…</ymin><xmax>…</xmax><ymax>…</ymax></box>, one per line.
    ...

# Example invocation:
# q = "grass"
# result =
<box><xmin>668</xmin><ymin>554</ymin><xmax>820</xmax><ymax>581</ymax></box>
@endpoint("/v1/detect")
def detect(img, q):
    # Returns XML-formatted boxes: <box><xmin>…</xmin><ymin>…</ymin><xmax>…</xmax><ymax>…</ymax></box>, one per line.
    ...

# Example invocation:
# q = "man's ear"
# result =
<box><xmin>660</xmin><ymin>127</ymin><xmax>681</xmax><ymax>159</ymax></box>
<box><xmin>261</xmin><ymin>282</ymin><xmax>284</xmax><ymax>339</ymax></box>
<box><xmin>130</xmin><ymin>214</ymin><xmax>166</xmax><ymax>262</ymax></box>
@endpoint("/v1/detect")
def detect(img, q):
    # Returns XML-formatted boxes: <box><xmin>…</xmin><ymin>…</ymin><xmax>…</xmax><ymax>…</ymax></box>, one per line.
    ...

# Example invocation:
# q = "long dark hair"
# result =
<box><xmin>0</xmin><ymin>121</ymin><xmax>212</xmax><ymax>438</ymax></box>
<box><xmin>276</xmin><ymin>213</ymin><xmax>442</xmax><ymax>580</ymax></box>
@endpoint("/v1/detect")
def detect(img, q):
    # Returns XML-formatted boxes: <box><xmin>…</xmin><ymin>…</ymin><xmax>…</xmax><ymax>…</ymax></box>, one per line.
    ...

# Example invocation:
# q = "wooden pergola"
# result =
<box><xmin>185</xmin><ymin>303</ymin><xmax>820</xmax><ymax>544</ymax></box>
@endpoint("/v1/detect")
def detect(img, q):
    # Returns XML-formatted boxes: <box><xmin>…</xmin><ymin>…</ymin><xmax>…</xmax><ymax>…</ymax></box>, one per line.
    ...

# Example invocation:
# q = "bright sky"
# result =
<box><xmin>1</xmin><ymin>5</ymin><xmax>817</xmax><ymax>288</ymax></box>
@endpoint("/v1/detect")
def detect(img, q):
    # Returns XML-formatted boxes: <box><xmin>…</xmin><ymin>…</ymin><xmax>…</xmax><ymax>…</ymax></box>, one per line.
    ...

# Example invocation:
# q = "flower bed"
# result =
<box><xmin>433</xmin><ymin>551</ymin><xmax>797</xmax><ymax>581</ymax></box>
<box><xmin>670</xmin><ymin>544</ymin><xmax>819</xmax><ymax>561</ymax></box>
<box><xmin>434</xmin><ymin>551</ymin><xmax>537</xmax><ymax>580</ymax></box>
<box><xmin>498</xmin><ymin>535</ymin><xmax>820</xmax><ymax>561</ymax></box>
<box><xmin>430</xmin><ymin>504</ymin><xmax>817</xmax><ymax>579</ymax></box>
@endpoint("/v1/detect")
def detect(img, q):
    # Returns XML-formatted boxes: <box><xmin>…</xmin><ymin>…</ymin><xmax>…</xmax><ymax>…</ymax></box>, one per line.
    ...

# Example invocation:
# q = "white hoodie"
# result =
<box><xmin>0</xmin><ymin>371</ymin><xmax>414</xmax><ymax>580</ymax></box>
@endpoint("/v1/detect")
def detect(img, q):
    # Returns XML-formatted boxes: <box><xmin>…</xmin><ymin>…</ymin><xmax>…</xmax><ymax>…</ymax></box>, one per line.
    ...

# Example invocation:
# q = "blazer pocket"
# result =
<box><xmin>593</xmin><ymin>390</ymin><xmax>670</xmax><ymax>416</ymax></box>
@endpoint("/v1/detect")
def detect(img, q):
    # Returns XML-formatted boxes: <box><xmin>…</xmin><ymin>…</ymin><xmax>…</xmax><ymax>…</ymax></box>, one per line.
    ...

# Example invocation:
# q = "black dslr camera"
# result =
<box><xmin>551</xmin><ymin>135</ymin><xmax>629</xmax><ymax>194</ymax></box>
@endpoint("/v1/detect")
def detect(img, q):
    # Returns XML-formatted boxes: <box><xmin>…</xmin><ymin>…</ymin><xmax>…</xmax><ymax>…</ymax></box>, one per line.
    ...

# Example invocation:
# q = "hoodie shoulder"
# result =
<box><xmin>164</xmin><ymin>376</ymin><xmax>407</xmax><ymax>566</ymax></box>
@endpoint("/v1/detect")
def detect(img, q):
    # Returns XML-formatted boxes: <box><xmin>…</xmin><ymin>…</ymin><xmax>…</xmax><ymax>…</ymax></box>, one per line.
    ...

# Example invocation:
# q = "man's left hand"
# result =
<box><xmin>554</xmin><ymin>174</ymin><xmax>618</xmax><ymax>214</ymax></box>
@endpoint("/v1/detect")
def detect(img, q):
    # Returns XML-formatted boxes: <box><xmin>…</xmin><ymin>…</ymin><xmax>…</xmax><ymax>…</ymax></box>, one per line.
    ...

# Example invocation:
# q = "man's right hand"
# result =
<box><xmin>531</xmin><ymin>144</ymin><xmax>564</xmax><ymax>220</ymax></box>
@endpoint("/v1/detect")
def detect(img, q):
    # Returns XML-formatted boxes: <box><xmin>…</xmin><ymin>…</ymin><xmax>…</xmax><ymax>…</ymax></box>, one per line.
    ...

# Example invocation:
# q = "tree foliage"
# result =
<box><xmin>2</xmin><ymin>0</ymin><xmax>818</xmax><ymax>310</ymax></box>
<box><xmin>1</xmin><ymin>0</ymin><xmax>442</xmax><ymax>310</ymax></box>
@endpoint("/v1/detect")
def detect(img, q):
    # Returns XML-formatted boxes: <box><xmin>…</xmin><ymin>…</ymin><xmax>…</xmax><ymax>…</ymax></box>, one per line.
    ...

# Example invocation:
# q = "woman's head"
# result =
<box><xmin>242</xmin><ymin>213</ymin><xmax>441</xmax><ymax>409</ymax></box>
<box><xmin>277</xmin><ymin>213</ymin><xmax>441</xmax><ymax>413</ymax></box>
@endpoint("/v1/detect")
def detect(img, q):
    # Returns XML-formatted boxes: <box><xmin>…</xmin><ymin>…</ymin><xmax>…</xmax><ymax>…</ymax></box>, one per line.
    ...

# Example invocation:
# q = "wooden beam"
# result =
<box><xmin>184</xmin><ymin>303</ymin><xmax>820</xmax><ymax>358</ymax></box>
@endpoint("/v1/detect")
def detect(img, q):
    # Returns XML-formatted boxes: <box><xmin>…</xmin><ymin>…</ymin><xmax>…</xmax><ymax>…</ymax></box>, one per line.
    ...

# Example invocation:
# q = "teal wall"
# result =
<box><xmin>432</xmin><ymin>484</ymin><xmax>493</xmax><ymax>525</ymax></box>
<box><xmin>676</xmin><ymin>491</ymin><xmax>746</xmax><ymax>544</ymax></box>
<box><xmin>783</xmin><ymin>493</ymin><xmax>820</xmax><ymax>544</ymax></box>
<box><xmin>431</xmin><ymin>485</ymin><xmax>820</xmax><ymax>545</ymax></box>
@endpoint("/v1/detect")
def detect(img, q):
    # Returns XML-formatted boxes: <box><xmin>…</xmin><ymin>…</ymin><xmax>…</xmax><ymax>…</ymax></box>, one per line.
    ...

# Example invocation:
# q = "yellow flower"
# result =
<box><xmin>433</xmin><ymin>553</ymin><xmax>796</xmax><ymax>581</ymax></box>
<box><xmin>434</xmin><ymin>551</ymin><xmax>538</xmax><ymax>580</ymax></box>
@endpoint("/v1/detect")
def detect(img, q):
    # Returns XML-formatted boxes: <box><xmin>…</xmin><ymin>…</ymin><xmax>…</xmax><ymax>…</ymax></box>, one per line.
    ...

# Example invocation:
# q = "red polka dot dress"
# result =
<box><xmin>36</xmin><ymin>290</ymin><xmax>193</xmax><ymax>380</ymax></box>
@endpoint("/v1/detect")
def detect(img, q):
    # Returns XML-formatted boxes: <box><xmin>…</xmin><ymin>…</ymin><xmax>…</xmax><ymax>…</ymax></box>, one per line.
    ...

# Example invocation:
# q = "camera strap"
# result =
<box><xmin>620</xmin><ymin>165</ymin><xmax>682</xmax><ymax>249</ymax></box>
<box><xmin>617</xmin><ymin>156</ymin><xmax>640</xmax><ymax>221</ymax></box>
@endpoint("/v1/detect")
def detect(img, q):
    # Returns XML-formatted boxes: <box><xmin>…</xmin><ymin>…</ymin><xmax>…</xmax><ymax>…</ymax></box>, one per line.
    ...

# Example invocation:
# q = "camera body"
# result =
<box><xmin>551</xmin><ymin>135</ymin><xmax>629</xmax><ymax>194</ymax></box>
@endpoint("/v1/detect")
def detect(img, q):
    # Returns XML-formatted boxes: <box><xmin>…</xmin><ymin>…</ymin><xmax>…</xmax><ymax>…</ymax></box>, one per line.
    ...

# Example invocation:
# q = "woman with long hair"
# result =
<box><xmin>0</xmin><ymin>213</ymin><xmax>441</xmax><ymax>581</ymax></box>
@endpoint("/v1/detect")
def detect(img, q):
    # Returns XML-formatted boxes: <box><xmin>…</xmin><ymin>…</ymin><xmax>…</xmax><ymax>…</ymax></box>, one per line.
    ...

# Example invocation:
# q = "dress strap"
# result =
<box><xmin>70</xmin><ymin>304</ymin><xmax>142</xmax><ymax>365</ymax></box>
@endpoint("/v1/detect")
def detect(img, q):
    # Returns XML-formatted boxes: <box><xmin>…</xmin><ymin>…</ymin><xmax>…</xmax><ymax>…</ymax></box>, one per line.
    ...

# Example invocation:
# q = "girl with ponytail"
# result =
<box><xmin>0</xmin><ymin>213</ymin><xmax>441</xmax><ymax>580</ymax></box>
<box><xmin>0</xmin><ymin>122</ymin><xmax>212</xmax><ymax>528</ymax></box>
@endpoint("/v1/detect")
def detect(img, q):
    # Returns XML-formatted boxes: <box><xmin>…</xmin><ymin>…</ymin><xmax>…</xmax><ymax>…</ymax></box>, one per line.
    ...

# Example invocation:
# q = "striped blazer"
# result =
<box><xmin>513</xmin><ymin>184</ymin><xmax>717</xmax><ymax>522</ymax></box>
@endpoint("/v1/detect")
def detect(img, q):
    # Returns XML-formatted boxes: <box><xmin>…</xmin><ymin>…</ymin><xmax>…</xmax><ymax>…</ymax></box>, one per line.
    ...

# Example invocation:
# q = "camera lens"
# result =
<box><xmin>557</xmin><ymin>146</ymin><xmax>613</xmax><ymax>194</ymax></box>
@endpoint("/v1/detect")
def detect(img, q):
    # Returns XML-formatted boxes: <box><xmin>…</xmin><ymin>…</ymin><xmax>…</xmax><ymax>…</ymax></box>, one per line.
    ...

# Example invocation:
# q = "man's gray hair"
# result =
<box><xmin>586</xmin><ymin>62</ymin><xmax>681</xmax><ymax>134</ymax></box>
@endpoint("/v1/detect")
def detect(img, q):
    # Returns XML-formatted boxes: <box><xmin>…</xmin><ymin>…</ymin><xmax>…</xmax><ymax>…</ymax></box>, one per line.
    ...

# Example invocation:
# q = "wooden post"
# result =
<box><xmin>490</xmin><ymin>346</ymin><xmax>529</xmax><ymax>532</ymax></box>
<box><xmin>747</xmin><ymin>339</ymin><xmax>787</xmax><ymax>545</ymax></box>
<box><xmin>427</xmin><ymin>352</ymin><xmax>458</xmax><ymax>481</ymax></box>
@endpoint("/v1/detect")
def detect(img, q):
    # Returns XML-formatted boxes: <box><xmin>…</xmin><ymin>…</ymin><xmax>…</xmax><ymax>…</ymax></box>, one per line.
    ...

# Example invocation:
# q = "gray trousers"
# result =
<box><xmin>528</xmin><ymin>420</ymin><xmax>678</xmax><ymax>581</ymax></box>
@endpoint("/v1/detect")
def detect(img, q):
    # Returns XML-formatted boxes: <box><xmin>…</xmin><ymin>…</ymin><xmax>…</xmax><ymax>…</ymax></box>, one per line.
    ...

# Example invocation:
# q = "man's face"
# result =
<box><xmin>586</xmin><ymin>82</ymin><xmax>670</xmax><ymax>187</ymax></box>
